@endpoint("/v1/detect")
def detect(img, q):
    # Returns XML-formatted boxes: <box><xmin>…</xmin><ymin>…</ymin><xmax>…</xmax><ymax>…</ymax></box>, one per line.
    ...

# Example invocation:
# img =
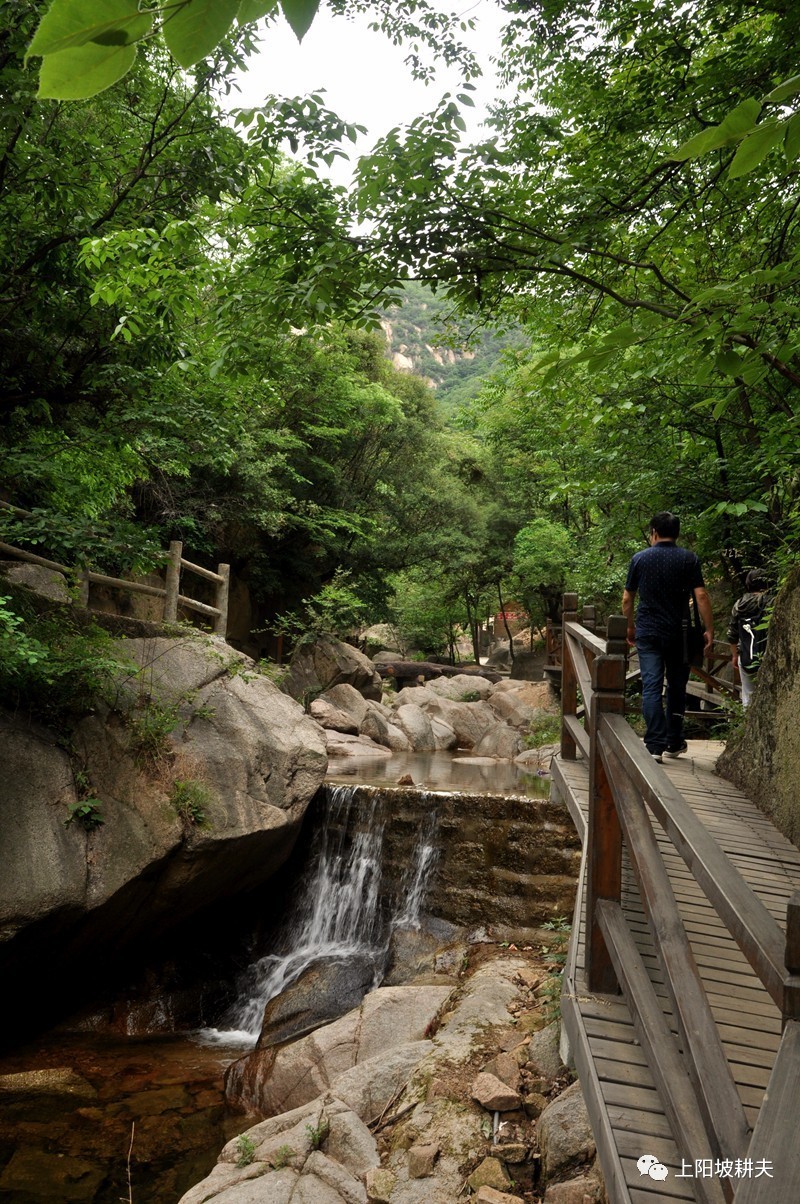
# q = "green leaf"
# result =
<box><xmin>715</xmin><ymin>349</ymin><xmax>742</xmax><ymax>375</ymax></box>
<box><xmin>671</xmin><ymin>98</ymin><xmax>762</xmax><ymax>161</ymax></box>
<box><xmin>784</xmin><ymin>113</ymin><xmax>800</xmax><ymax>163</ymax></box>
<box><xmin>728</xmin><ymin>122</ymin><xmax>783</xmax><ymax>178</ymax></box>
<box><xmin>37</xmin><ymin>37</ymin><xmax>139</xmax><ymax>98</ymax></box>
<box><xmin>27</xmin><ymin>0</ymin><xmax>151</xmax><ymax>59</ymax></box>
<box><xmin>238</xmin><ymin>0</ymin><xmax>279</xmax><ymax>22</ymax></box>
<box><xmin>601</xmin><ymin>322</ymin><xmax>638</xmax><ymax>348</ymax></box>
<box><xmin>763</xmin><ymin>75</ymin><xmax>800</xmax><ymax>105</ymax></box>
<box><xmin>279</xmin><ymin>0</ymin><xmax>320</xmax><ymax>41</ymax></box>
<box><xmin>163</xmin><ymin>0</ymin><xmax>241</xmax><ymax>68</ymax></box>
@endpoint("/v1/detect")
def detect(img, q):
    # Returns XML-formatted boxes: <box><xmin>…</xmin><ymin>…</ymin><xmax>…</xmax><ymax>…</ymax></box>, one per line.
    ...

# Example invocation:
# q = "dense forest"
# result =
<box><xmin>3</xmin><ymin>0</ymin><xmax>800</xmax><ymax>690</ymax></box>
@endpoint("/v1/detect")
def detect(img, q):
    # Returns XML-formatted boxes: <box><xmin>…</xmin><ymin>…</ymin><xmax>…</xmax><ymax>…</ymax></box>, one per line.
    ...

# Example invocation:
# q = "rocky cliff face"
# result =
<box><xmin>717</xmin><ymin>566</ymin><xmax>800</xmax><ymax>846</ymax></box>
<box><xmin>0</xmin><ymin>633</ymin><xmax>327</xmax><ymax>1032</ymax></box>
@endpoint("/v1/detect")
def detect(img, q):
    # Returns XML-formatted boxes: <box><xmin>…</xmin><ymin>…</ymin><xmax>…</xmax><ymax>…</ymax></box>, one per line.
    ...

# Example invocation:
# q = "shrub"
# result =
<box><xmin>170</xmin><ymin>779</ymin><xmax>212</xmax><ymax>827</ymax></box>
<box><xmin>235</xmin><ymin>1134</ymin><xmax>256</xmax><ymax>1168</ymax></box>
<box><xmin>0</xmin><ymin>588</ymin><xmax>131</xmax><ymax>723</ymax></box>
<box><xmin>65</xmin><ymin>798</ymin><xmax>104</xmax><ymax>830</ymax></box>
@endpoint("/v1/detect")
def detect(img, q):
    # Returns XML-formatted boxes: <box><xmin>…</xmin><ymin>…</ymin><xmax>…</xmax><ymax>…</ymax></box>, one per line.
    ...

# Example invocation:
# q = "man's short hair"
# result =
<box><xmin>745</xmin><ymin>569</ymin><xmax>770</xmax><ymax>592</ymax></box>
<box><xmin>650</xmin><ymin>511</ymin><xmax>680</xmax><ymax>539</ymax></box>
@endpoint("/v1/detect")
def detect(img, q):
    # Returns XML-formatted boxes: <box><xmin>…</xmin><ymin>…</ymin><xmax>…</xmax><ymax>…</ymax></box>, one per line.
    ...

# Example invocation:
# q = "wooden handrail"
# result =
<box><xmin>564</xmin><ymin>620</ymin><xmax>607</xmax><ymax>659</ymax></box>
<box><xmin>0</xmin><ymin>540</ymin><xmax>71</xmax><ymax>576</ymax></box>
<box><xmin>1</xmin><ymin>509</ymin><xmax>230</xmax><ymax>639</ymax></box>
<box><xmin>563</xmin><ymin>714</ymin><xmax>589</xmax><ymax>760</ymax></box>
<box><xmin>600</xmin><ymin>728</ymin><xmax>751</xmax><ymax>1162</ymax></box>
<box><xmin>735</xmin><ymin>1020</ymin><xmax>800</xmax><ymax>1201</ymax></box>
<box><xmin>87</xmin><ymin>571</ymin><xmax>166</xmax><ymax>599</ymax></box>
<box><xmin>559</xmin><ymin>590</ymin><xmax>799</xmax><ymax>1201</ymax></box>
<box><xmin>565</xmin><ymin>629</ymin><xmax>595</xmax><ymax>718</ymax></box>
<box><xmin>177</xmin><ymin>593</ymin><xmax>219</xmax><ymax>619</ymax></box>
<box><xmin>180</xmin><ymin>555</ymin><xmax>224</xmax><ymax>585</ymax></box>
<box><xmin>600</xmin><ymin>714</ymin><xmax>787</xmax><ymax>1012</ymax></box>
<box><xmin>560</xmin><ymin>594</ymin><xmax>579</xmax><ymax>760</ymax></box>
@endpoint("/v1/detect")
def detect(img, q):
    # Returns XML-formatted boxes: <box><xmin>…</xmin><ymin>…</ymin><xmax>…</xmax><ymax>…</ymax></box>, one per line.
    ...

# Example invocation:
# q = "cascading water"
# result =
<box><xmin>202</xmin><ymin>784</ymin><xmax>440</xmax><ymax>1044</ymax></box>
<box><xmin>393</xmin><ymin>804</ymin><xmax>439</xmax><ymax>931</ymax></box>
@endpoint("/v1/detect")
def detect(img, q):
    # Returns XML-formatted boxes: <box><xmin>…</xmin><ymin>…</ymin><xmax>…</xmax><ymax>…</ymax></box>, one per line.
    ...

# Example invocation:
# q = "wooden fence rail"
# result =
<box><xmin>0</xmin><ymin>500</ymin><xmax>230</xmax><ymax>637</ymax></box>
<box><xmin>548</xmin><ymin>593</ymin><xmax>740</xmax><ymax>705</ymax></box>
<box><xmin>559</xmin><ymin>591</ymin><xmax>800</xmax><ymax>1202</ymax></box>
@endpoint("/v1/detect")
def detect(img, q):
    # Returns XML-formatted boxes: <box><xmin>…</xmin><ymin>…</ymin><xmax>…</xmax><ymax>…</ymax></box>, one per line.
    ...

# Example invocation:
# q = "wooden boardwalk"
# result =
<box><xmin>552</xmin><ymin>741</ymin><xmax>800</xmax><ymax>1204</ymax></box>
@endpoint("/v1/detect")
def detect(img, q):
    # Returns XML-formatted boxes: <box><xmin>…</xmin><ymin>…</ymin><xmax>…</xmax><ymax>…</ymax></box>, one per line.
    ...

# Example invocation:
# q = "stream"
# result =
<box><xmin>0</xmin><ymin>754</ymin><xmax>550</xmax><ymax>1202</ymax></box>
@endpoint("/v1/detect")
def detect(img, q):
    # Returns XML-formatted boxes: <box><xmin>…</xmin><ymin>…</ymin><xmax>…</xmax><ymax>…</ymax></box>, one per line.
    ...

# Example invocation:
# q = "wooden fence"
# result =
<box><xmin>560</xmin><ymin>592</ymin><xmax>800</xmax><ymax>1204</ymax></box>
<box><xmin>547</xmin><ymin>600</ymin><xmax>739</xmax><ymax>707</ymax></box>
<box><xmin>0</xmin><ymin>500</ymin><xmax>230</xmax><ymax>637</ymax></box>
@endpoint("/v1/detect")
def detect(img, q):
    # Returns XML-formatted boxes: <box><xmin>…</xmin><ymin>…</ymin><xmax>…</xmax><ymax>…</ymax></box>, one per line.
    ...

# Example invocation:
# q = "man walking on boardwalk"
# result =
<box><xmin>622</xmin><ymin>512</ymin><xmax>714</xmax><ymax>763</ymax></box>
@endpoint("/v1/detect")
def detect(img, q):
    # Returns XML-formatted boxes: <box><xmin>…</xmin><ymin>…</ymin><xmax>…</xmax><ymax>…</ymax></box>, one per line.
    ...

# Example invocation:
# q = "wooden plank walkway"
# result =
<box><xmin>552</xmin><ymin>740</ymin><xmax>800</xmax><ymax>1204</ymax></box>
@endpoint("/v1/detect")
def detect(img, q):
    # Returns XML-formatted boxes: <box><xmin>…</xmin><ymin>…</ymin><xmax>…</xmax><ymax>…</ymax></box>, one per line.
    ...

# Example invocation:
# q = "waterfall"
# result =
<box><xmin>392</xmin><ymin>804</ymin><xmax>440</xmax><ymax>931</ymax></box>
<box><xmin>202</xmin><ymin>784</ymin><xmax>440</xmax><ymax>1044</ymax></box>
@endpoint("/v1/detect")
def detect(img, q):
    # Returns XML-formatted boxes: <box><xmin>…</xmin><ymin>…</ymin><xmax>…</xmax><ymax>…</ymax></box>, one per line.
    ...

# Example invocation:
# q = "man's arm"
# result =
<box><xmin>694</xmin><ymin>586</ymin><xmax>715</xmax><ymax>656</ymax></box>
<box><xmin>622</xmin><ymin>588</ymin><xmax>636</xmax><ymax>647</ymax></box>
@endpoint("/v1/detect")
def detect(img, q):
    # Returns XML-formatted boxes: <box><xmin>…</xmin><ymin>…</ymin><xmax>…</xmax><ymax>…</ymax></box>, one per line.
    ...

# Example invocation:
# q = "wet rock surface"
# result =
<box><xmin>257</xmin><ymin>955</ymin><xmax>379</xmax><ymax>1050</ymax></box>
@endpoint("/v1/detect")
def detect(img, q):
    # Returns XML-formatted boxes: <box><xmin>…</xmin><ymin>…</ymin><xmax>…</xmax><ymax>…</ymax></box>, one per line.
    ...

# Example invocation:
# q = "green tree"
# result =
<box><xmin>355</xmin><ymin>0</ymin><xmax>800</xmax><ymax>583</ymax></box>
<box><xmin>25</xmin><ymin>0</ymin><xmax>477</xmax><ymax>98</ymax></box>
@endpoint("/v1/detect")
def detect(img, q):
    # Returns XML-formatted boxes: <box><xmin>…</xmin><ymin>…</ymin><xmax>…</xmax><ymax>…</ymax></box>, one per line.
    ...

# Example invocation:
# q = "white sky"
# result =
<box><xmin>225</xmin><ymin>0</ymin><xmax>507</xmax><ymax>179</ymax></box>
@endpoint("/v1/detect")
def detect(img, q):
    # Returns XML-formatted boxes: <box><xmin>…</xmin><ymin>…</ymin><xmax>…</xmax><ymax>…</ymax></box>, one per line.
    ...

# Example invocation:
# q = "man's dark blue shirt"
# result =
<box><xmin>625</xmin><ymin>542</ymin><xmax>705</xmax><ymax>640</ymax></box>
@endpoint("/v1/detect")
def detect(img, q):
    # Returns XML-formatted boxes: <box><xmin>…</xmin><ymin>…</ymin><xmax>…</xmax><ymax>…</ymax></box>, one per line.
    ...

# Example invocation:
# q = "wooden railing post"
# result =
<box><xmin>782</xmin><ymin>891</ymin><xmax>800</xmax><ymax>1025</ymax></box>
<box><xmin>214</xmin><ymin>563</ymin><xmax>230</xmax><ymax>637</ymax></box>
<box><xmin>582</xmin><ymin>604</ymin><xmax>596</xmax><ymax>632</ymax></box>
<box><xmin>560</xmin><ymin>592</ymin><xmax>579</xmax><ymax>760</ymax></box>
<box><xmin>585</xmin><ymin>616</ymin><xmax>627</xmax><ymax>993</ymax></box>
<box><xmin>76</xmin><ymin>566</ymin><xmax>90</xmax><ymax>608</ymax></box>
<box><xmin>164</xmin><ymin>540</ymin><xmax>182</xmax><ymax>623</ymax></box>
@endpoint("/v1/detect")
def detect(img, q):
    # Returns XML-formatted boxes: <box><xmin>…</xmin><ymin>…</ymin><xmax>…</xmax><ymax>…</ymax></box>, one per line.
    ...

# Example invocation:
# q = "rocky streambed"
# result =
<box><xmin>181</xmin><ymin>937</ymin><xmax>606</xmax><ymax>1204</ymax></box>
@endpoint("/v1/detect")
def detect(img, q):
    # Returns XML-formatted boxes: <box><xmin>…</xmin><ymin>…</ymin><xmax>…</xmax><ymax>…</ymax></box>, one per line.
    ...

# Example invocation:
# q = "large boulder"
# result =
<box><xmin>0</xmin><ymin>634</ymin><xmax>327</xmax><ymax>1029</ymax></box>
<box><xmin>392</xmin><ymin>704</ymin><xmax>436</xmax><ymax>751</ymax></box>
<box><xmin>283</xmin><ymin>636</ymin><xmax>382</xmax><ymax>704</ymax></box>
<box><xmin>491</xmin><ymin>680</ymin><xmax>559</xmax><ymax>711</ymax></box>
<box><xmin>0</xmin><ymin>560</ymin><xmax>71</xmax><ymax>603</ymax></box>
<box><xmin>430</xmin><ymin>717</ymin><xmax>458</xmax><ymax>750</ymax></box>
<box><xmin>425</xmin><ymin>674</ymin><xmax>495</xmax><ymax>701</ymax></box>
<box><xmin>320</xmin><ymin>684</ymin><xmax>370</xmax><ymax>727</ymax></box>
<box><xmin>227</xmin><ymin>984</ymin><xmax>451</xmax><ymax>1118</ymax></box>
<box><xmin>309</xmin><ymin>698</ymin><xmax>359</xmax><ymax>734</ymax></box>
<box><xmin>422</xmin><ymin>696</ymin><xmax>496</xmax><ymax>749</ymax></box>
<box><xmin>179</xmin><ymin>1096</ymin><xmax>379</xmax><ymax>1204</ymax></box>
<box><xmin>385</xmin><ymin>723</ymin><xmax>413</xmax><ymax>752</ymax></box>
<box><xmin>473</xmin><ymin>724</ymin><xmax>525</xmax><ymax>759</ymax></box>
<box><xmin>324</xmin><ymin>731</ymin><xmax>393</xmax><ymax>759</ymax></box>
<box><xmin>488</xmin><ymin>690</ymin><xmax>541</xmax><ymax>729</ymax></box>
<box><xmin>257</xmin><ymin>955</ymin><xmax>379</xmax><ymax>1050</ymax></box>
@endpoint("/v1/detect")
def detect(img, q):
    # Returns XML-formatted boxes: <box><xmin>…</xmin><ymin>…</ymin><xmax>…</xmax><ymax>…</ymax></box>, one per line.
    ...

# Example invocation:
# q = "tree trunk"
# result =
<box><xmin>498</xmin><ymin>580</ymin><xmax>515</xmax><ymax>663</ymax></box>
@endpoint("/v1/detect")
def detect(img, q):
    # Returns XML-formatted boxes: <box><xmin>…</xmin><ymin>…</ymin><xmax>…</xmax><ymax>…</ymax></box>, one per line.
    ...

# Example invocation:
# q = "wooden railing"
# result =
<box><xmin>550</xmin><ymin>593</ymin><xmax>740</xmax><ymax>705</ymax></box>
<box><xmin>560</xmin><ymin>592</ymin><xmax>800</xmax><ymax>1204</ymax></box>
<box><xmin>0</xmin><ymin>501</ymin><xmax>230</xmax><ymax>637</ymax></box>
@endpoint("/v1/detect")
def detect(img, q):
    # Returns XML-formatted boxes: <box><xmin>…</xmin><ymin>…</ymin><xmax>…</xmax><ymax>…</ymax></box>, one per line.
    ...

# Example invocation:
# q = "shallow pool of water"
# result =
<box><xmin>327</xmin><ymin>749</ymin><xmax>552</xmax><ymax>796</ymax></box>
<box><xmin>0</xmin><ymin>1032</ymin><xmax>251</xmax><ymax>1202</ymax></box>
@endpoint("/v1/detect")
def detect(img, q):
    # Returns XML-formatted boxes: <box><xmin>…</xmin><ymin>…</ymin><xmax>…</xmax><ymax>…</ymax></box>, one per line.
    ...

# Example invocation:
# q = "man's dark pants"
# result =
<box><xmin>637</xmin><ymin>635</ymin><xmax>690</xmax><ymax>755</ymax></box>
